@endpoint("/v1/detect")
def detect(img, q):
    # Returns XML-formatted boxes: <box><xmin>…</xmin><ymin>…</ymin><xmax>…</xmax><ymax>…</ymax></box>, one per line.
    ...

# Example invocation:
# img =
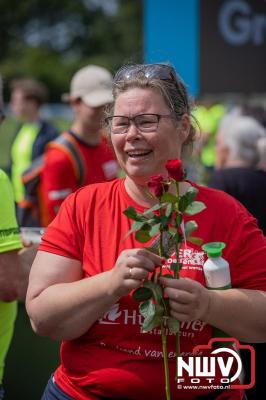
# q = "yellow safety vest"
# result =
<box><xmin>0</xmin><ymin>169</ymin><xmax>22</xmax><ymax>383</ymax></box>
<box><xmin>11</xmin><ymin>123</ymin><xmax>39</xmax><ymax>202</ymax></box>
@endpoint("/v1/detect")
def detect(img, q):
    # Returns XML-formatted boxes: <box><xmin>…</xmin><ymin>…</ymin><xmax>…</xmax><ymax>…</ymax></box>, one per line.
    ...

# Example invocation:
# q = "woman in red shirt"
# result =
<box><xmin>26</xmin><ymin>64</ymin><xmax>266</xmax><ymax>400</ymax></box>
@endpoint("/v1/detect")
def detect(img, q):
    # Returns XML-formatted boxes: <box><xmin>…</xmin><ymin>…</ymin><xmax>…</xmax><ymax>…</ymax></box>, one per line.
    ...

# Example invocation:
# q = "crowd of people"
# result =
<box><xmin>0</xmin><ymin>63</ymin><xmax>266</xmax><ymax>400</ymax></box>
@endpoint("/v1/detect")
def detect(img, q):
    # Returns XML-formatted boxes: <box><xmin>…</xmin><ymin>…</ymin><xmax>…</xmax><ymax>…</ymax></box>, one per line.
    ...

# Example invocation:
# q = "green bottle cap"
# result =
<box><xmin>202</xmin><ymin>242</ymin><xmax>226</xmax><ymax>257</ymax></box>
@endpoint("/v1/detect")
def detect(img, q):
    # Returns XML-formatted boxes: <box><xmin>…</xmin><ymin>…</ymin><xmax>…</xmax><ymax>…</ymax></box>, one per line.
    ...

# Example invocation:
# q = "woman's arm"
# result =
<box><xmin>206</xmin><ymin>287</ymin><xmax>266</xmax><ymax>342</ymax></box>
<box><xmin>160</xmin><ymin>277</ymin><xmax>266</xmax><ymax>342</ymax></box>
<box><xmin>0</xmin><ymin>250</ymin><xmax>20</xmax><ymax>301</ymax></box>
<box><xmin>0</xmin><ymin>244</ymin><xmax>37</xmax><ymax>302</ymax></box>
<box><xmin>26</xmin><ymin>249</ymin><xmax>164</xmax><ymax>341</ymax></box>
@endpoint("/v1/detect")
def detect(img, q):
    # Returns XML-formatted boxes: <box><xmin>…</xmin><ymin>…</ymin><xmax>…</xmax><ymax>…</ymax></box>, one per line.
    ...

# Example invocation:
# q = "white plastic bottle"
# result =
<box><xmin>202</xmin><ymin>242</ymin><xmax>231</xmax><ymax>290</ymax></box>
<box><xmin>202</xmin><ymin>242</ymin><xmax>231</xmax><ymax>341</ymax></box>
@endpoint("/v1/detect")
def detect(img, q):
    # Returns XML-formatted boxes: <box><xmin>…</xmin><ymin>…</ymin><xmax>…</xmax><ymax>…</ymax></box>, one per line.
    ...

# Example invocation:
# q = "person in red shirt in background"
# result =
<box><xmin>40</xmin><ymin>65</ymin><xmax>119</xmax><ymax>225</ymax></box>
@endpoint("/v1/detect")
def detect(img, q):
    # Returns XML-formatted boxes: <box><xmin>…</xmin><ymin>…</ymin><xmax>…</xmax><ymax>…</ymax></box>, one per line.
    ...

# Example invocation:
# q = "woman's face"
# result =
<box><xmin>111</xmin><ymin>87</ymin><xmax>189</xmax><ymax>184</ymax></box>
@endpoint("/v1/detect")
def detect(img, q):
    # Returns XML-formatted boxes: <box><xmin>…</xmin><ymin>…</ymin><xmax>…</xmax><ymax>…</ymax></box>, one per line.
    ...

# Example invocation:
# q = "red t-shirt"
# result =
<box><xmin>39</xmin><ymin>132</ymin><xmax>119</xmax><ymax>225</ymax></box>
<box><xmin>39</xmin><ymin>179</ymin><xmax>266</xmax><ymax>400</ymax></box>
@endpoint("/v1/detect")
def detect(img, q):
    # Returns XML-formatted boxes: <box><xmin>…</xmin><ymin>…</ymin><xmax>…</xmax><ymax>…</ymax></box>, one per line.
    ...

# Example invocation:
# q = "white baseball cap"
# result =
<box><xmin>62</xmin><ymin>65</ymin><xmax>113</xmax><ymax>107</ymax></box>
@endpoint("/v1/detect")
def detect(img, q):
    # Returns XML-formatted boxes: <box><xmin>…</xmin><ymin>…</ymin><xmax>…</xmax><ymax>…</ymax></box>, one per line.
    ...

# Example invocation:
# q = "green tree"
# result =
<box><xmin>0</xmin><ymin>0</ymin><xmax>143</xmax><ymax>101</ymax></box>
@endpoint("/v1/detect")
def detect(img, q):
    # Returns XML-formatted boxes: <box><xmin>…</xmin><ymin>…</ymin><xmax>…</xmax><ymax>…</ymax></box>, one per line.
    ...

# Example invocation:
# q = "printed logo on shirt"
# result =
<box><xmin>165</xmin><ymin>248</ymin><xmax>205</xmax><ymax>272</ymax></box>
<box><xmin>0</xmin><ymin>227</ymin><xmax>20</xmax><ymax>237</ymax></box>
<box><xmin>98</xmin><ymin>302</ymin><xmax>207</xmax><ymax>337</ymax></box>
<box><xmin>149</xmin><ymin>232</ymin><xmax>205</xmax><ymax>273</ymax></box>
<box><xmin>99</xmin><ymin>303</ymin><xmax>122</xmax><ymax>325</ymax></box>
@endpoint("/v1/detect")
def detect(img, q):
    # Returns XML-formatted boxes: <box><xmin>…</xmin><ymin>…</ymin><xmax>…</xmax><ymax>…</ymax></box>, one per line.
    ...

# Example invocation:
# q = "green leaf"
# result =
<box><xmin>179</xmin><ymin>187</ymin><xmax>199</xmax><ymax>211</ymax></box>
<box><xmin>144</xmin><ymin>203</ymin><xmax>164</xmax><ymax>213</ymax></box>
<box><xmin>165</xmin><ymin>203</ymin><xmax>173</xmax><ymax>217</ymax></box>
<box><xmin>143</xmin><ymin>281</ymin><xmax>163</xmax><ymax>304</ymax></box>
<box><xmin>139</xmin><ymin>300</ymin><xmax>155</xmax><ymax>318</ymax></box>
<box><xmin>140</xmin><ymin>302</ymin><xmax>164</xmax><ymax>332</ymax></box>
<box><xmin>150</xmin><ymin>223</ymin><xmax>161</xmax><ymax>237</ymax></box>
<box><xmin>161</xmin><ymin>192</ymin><xmax>179</xmax><ymax>203</ymax></box>
<box><xmin>184</xmin><ymin>201</ymin><xmax>206</xmax><ymax>216</ymax></box>
<box><xmin>124</xmin><ymin>206</ymin><xmax>147</xmax><ymax>222</ymax></box>
<box><xmin>133</xmin><ymin>287</ymin><xmax>152</xmax><ymax>302</ymax></box>
<box><xmin>185</xmin><ymin>186</ymin><xmax>199</xmax><ymax>204</ymax></box>
<box><xmin>184</xmin><ymin>220</ymin><xmax>198</xmax><ymax>237</ymax></box>
<box><xmin>167</xmin><ymin>317</ymin><xmax>180</xmax><ymax>334</ymax></box>
<box><xmin>143</xmin><ymin>210</ymin><xmax>155</xmax><ymax>218</ymax></box>
<box><xmin>126</xmin><ymin>220</ymin><xmax>146</xmax><ymax>237</ymax></box>
<box><xmin>142</xmin><ymin>314</ymin><xmax>161</xmax><ymax>332</ymax></box>
<box><xmin>135</xmin><ymin>229</ymin><xmax>152</xmax><ymax>243</ymax></box>
<box><xmin>179</xmin><ymin>196</ymin><xmax>189</xmax><ymax>212</ymax></box>
<box><xmin>187</xmin><ymin>236</ymin><xmax>204</xmax><ymax>246</ymax></box>
<box><xmin>147</xmin><ymin>215</ymin><xmax>161</xmax><ymax>225</ymax></box>
<box><xmin>123</xmin><ymin>206</ymin><xmax>138</xmax><ymax>219</ymax></box>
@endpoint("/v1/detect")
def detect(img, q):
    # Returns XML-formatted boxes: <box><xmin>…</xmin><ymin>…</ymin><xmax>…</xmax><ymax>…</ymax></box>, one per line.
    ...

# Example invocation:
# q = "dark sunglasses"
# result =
<box><xmin>114</xmin><ymin>64</ymin><xmax>178</xmax><ymax>84</ymax></box>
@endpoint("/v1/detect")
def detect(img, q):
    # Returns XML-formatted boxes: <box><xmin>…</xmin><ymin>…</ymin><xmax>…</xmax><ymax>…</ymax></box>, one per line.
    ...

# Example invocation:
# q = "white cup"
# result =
<box><xmin>20</xmin><ymin>227</ymin><xmax>45</xmax><ymax>244</ymax></box>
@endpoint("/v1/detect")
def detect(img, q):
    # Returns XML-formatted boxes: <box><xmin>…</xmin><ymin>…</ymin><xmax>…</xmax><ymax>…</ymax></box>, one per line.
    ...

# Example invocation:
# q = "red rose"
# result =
<box><xmin>165</xmin><ymin>159</ymin><xmax>185</xmax><ymax>182</ymax></box>
<box><xmin>147</xmin><ymin>175</ymin><xmax>167</xmax><ymax>197</ymax></box>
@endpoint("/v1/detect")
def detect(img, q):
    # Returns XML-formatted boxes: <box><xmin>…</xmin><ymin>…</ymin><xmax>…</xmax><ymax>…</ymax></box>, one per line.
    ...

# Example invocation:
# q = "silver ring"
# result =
<box><xmin>129</xmin><ymin>267</ymin><xmax>133</xmax><ymax>278</ymax></box>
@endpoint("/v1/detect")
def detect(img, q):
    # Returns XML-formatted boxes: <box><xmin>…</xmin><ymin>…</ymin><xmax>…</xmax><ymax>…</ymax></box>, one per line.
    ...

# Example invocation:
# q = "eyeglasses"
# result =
<box><xmin>114</xmin><ymin>64</ymin><xmax>178</xmax><ymax>85</ymax></box>
<box><xmin>105</xmin><ymin>113</ymin><xmax>175</xmax><ymax>135</ymax></box>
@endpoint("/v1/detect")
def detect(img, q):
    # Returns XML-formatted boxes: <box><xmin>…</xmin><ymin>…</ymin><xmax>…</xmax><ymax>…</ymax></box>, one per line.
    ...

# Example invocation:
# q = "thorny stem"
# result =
<box><xmin>174</xmin><ymin>181</ymin><xmax>181</xmax><ymax>379</ymax></box>
<box><xmin>161</xmin><ymin>322</ymin><xmax>171</xmax><ymax>400</ymax></box>
<box><xmin>159</xmin><ymin>198</ymin><xmax>171</xmax><ymax>399</ymax></box>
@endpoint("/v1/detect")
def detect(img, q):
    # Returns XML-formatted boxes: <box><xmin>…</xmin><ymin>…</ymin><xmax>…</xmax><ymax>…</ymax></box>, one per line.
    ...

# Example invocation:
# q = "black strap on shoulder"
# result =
<box><xmin>21</xmin><ymin>131</ymin><xmax>85</xmax><ymax>198</ymax></box>
<box><xmin>52</xmin><ymin>132</ymin><xmax>85</xmax><ymax>186</ymax></box>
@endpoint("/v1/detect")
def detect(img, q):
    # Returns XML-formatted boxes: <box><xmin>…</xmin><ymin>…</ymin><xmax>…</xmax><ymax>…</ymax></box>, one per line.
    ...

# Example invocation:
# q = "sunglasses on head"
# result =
<box><xmin>114</xmin><ymin>63</ymin><xmax>189</xmax><ymax>112</ymax></box>
<box><xmin>114</xmin><ymin>63</ymin><xmax>178</xmax><ymax>84</ymax></box>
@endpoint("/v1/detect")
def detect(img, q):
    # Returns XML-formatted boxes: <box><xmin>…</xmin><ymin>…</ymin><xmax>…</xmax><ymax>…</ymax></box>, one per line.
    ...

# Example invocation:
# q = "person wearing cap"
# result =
<box><xmin>9</xmin><ymin>79</ymin><xmax>58</xmax><ymax>209</ymax></box>
<box><xmin>0</xmin><ymin>75</ymin><xmax>37</xmax><ymax>399</ymax></box>
<box><xmin>39</xmin><ymin>65</ymin><xmax>119</xmax><ymax>225</ymax></box>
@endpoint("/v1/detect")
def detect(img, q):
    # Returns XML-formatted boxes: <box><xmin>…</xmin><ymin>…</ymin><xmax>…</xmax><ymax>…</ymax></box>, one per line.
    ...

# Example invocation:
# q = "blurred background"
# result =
<box><xmin>0</xmin><ymin>0</ymin><xmax>142</xmax><ymax>172</ymax></box>
<box><xmin>0</xmin><ymin>0</ymin><xmax>265</xmax><ymax>399</ymax></box>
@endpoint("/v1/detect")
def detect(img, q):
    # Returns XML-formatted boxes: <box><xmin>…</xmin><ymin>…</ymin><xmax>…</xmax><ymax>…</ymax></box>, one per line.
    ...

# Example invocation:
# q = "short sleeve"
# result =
<box><xmin>0</xmin><ymin>170</ymin><xmax>22</xmax><ymax>253</ymax></box>
<box><xmin>39</xmin><ymin>190</ymin><xmax>84</xmax><ymax>261</ymax></box>
<box><xmin>227</xmin><ymin>208</ymin><xmax>266</xmax><ymax>291</ymax></box>
<box><xmin>40</xmin><ymin>147</ymin><xmax>78</xmax><ymax>224</ymax></box>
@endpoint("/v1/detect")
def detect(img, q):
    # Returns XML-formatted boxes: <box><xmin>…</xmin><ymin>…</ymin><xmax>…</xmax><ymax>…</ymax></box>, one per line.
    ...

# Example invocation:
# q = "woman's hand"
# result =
<box><xmin>109</xmin><ymin>249</ymin><xmax>164</xmax><ymax>297</ymax></box>
<box><xmin>160</xmin><ymin>277</ymin><xmax>211</xmax><ymax>322</ymax></box>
